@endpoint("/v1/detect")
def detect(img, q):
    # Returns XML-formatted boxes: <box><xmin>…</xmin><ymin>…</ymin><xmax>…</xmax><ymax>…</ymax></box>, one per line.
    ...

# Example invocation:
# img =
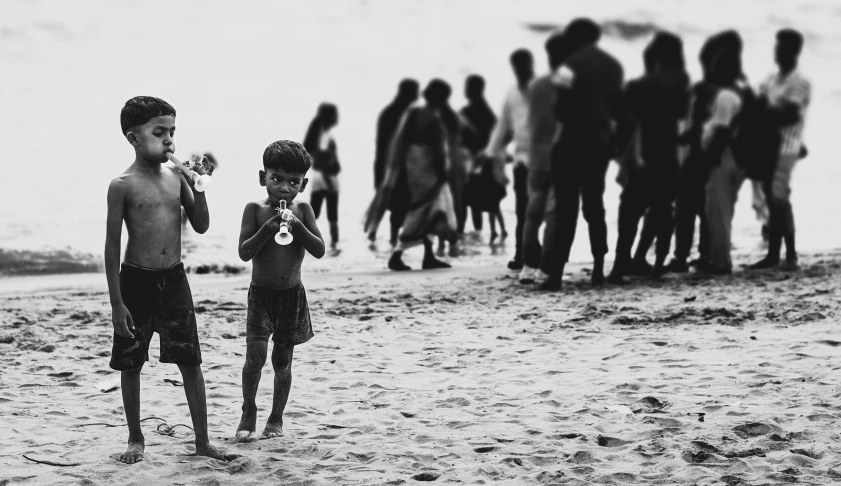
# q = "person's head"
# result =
<box><xmin>775</xmin><ymin>28</ymin><xmax>803</xmax><ymax>72</ymax></box>
<box><xmin>565</xmin><ymin>18</ymin><xmax>601</xmax><ymax>50</ymax></box>
<box><xmin>464</xmin><ymin>75</ymin><xmax>486</xmax><ymax>102</ymax></box>
<box><xmin>700</xmin><ymin>30</ymin><xmax>742</xmax><ymax>80</ymax></box>
<box><xmin>120</xmin><ymin>96</ymin><xmax>177</xmax><ymax>163</ymax></box>
<box><xmin>510</xmin><ymin>49</ymin><xmax>534</xmax><ymax>86</ymax></box>
<box><xmin>645</xmin><ymin>31</ymin><xmax>686</xmax><ymax>74</ymax></box>
<box><xmin>545</xmin><ymin>32</ymin><xmax>572</xmax><ymax>70</ymax></box>
<box><xmin>396</xmin><ymin>78</ymin><xmax>420</xmax><ymax>104</ymax></box>
<box><xmin>708</xmin><ymin>48</ymin><xmax>741</xmax><ymax>87</ymax></box>
<box><xmin>260</xmin><ymin>140</ymin><xmax>312</xmax><ymax>204</ymax></box>
<box><xmin>316</xmin><ymin>103</ymin><xmax>339</xmax><ymax>129</ymax></box>
<box><xmin>423</xmin><ymin>78</ymin><xmax>452</xmax><ymax>108</ymax></box>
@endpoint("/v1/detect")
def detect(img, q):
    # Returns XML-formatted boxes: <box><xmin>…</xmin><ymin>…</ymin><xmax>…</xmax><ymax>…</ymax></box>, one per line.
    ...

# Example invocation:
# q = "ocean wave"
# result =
<box><xmin>523</xmin><ymin>19</ymin><xmax>662</xmax><ymax>40</ymax></box>
<box><xmin>0</xmin><ymin>248</ymin><xmax>101</xmax><ymax>276</ymax></box>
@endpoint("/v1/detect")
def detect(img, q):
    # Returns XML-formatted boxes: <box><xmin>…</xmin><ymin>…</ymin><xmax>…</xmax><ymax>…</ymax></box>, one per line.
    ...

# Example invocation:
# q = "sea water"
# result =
<box><xmin>1</xmin><ymin>0</ymin><xmax>839</xmax><ymax>276</ymax></box>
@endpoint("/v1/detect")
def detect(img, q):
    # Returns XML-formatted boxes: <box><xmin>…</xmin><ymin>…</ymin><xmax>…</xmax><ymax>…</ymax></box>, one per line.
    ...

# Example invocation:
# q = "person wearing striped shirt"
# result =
<box><xmin>749</xmin><ymin>29</ymin><xmax>810</xmax><ymax>271</ymax></box>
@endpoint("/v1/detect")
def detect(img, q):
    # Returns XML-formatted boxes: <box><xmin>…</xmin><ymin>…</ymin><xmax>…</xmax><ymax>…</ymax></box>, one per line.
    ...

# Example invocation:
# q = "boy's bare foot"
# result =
<box><xmin>119</xmin><ymin>438</ymin><xmax>145</xmax><ymax>464</ymax></box>
<box><xmin>235</xmin><ymin>405</ymin><xmax>258</xmax><ymax>443</ymax></box>
<box><xmin>195</xmin><ymin>443</ymin><xmax>240</xmax><ymax>462</ymax></box>
<box><xmin>262</xmin><ymin>418</ymin><xmax>284</xmax><ymax>438</ymax></box>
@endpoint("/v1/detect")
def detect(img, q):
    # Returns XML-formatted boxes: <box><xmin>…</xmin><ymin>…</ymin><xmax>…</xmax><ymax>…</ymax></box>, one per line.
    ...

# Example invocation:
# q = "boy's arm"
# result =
<box><xmin>104</xmin><ymin>179</ymin><xmax>135</xmax><ymax>338</ymax></box>
<box><xmin>179</xmin><ymin>170</ymin><xmax>210</xmax><ymax>234</ymax></box>
<box><xmin>290</xmin><ymin>202</ymin><xmax>325</xmax><ymax>259</ymax></box>
<box><xmin>238</xmin><ymin>202</ymin><xmax>276</xmax><ymax>262</ymax></box>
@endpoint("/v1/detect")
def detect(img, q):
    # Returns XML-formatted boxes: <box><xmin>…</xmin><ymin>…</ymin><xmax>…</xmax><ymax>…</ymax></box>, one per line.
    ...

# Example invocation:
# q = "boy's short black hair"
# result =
<box><xmin>120</xmin><ymin>96</ymin><xmax>176</xmax><ymax>135</ymax></box>
<box><xmin>777</xmin><ymin>28</ymin><xmax>804</xmax><ymax>55</ymax></box>
<box><xmin>263</xmin><ymin>140</ymin><xmax>312</xmax><ymax>173</ymax></box>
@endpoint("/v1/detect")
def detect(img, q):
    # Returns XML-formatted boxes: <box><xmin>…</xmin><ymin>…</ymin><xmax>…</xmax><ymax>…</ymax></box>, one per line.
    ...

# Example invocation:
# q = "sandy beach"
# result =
<box><xmin>2</xmin><ymin>253</ymin><xmax>841</xmax><ymax>485</ymax></box>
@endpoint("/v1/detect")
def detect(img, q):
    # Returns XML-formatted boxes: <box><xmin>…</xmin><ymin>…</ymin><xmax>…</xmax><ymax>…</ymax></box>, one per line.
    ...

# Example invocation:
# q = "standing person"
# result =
<box><xmin>607</xmin><ymin>32</ymin><xmax>689</xmax><ymax>283</ymax></box>
<box><xmin>235</xmin><ymin>141</ymin><xmax>325</xmax><ymax>442</ymax></box>
<box><xmin>749</xmin><ymin>29</ymin><xmax>811</xmax><ymax>271</ymax></box>
<box><xmin>365</xmin><ymin>79</ymin><xmax>458</xmax><ymax>271</ymax></box>
<box><xmin>702</xmin><ymin>48</ymin><xmax>747</xmax><ymax>274</ymax></box>
<box><xmin>518</xmin><ymin>33</ymin><xmax>570</xmax><ymax>284</ymax></box>
<box><xmin>372</xmin><ymin>79</ymin><xmax>420</xmax><ymax>248</ymax></box>
<box><xmin>303</xmin><ymin>103</ymin><xmax>341</xmax><ymax>257</ymax></box>
<box><xmin>460</xmin><ymin>75</ymin><xmax>497</xmax><ymax>234</ymax></box>
<box><xmin>668</xmin><ymin>31</ymin><xmax>743</xmax><ymax>273</ymax></box>
<box><xmin>105</xmin><ymin>96</ymin><xmax>237</xmax><ymax>464</ymax></box>
<box><xmin>485</xmin><ymin>49</ymin><xmax>535</xmax><ymax>269</ymax></box>
<box><xmin>537</xmin><ymin>18</ymin><xmax>628</xmax><ymax>291</ymax></box>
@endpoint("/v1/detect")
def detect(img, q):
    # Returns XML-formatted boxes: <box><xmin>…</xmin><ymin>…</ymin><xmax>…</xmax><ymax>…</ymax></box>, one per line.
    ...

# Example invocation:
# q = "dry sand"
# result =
<box><xmin>2</xmin><ymin>254</ymin><xmax>841</xmax><ymax>485</ymax></box>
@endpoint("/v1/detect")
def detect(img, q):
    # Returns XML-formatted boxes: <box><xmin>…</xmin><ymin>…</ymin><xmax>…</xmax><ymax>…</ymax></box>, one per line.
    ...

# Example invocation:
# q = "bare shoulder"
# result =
<box><xmin>292</xmin><ymin>200</ymin><xmax>313</xmax><ymax>213</ymax></box>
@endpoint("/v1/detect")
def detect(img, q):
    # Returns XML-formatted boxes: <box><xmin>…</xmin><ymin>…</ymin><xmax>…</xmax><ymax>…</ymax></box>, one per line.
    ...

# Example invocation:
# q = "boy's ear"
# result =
<box><xmin>300</xmin><ymin>177</ymin><xmax>308</xmax><ymax>193</ymax></box>
<box><xmin>259</xmin><ymin>170</ymin><xmax>266</xmax><ymax>187</ymax></box>
<box><xmin>126</xmin><ymin>131</ymin><xmax>139</xmax><ymax>146</ymax></box>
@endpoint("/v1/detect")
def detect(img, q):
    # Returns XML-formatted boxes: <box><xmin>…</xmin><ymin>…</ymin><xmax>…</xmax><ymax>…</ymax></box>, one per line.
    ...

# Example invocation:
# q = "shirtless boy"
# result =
<box><xmin>235</xmin><ymin>140</ymin><xmax>325</xmax><ymax>442</ymax></box>
<box><xmin>105</xmin><ymin>96</ymin><xmax>236</xmax><ymax>464</ymax></box>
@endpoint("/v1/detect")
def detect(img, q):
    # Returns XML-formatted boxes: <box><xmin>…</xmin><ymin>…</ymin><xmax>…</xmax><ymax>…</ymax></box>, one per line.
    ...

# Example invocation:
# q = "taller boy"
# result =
<box><xmin>105</xmin><ymin>96</ymin><xmax>235</xmax><ymax>464</ymax></box>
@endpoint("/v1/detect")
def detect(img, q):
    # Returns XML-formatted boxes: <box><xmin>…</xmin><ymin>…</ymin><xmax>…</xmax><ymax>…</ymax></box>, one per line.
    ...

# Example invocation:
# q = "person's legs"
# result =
<box><xmin>539</xmin><ymin>187</ymin><xmax>557</xmax><ymax>276</ymax></box>
<box><xmin>752</xmin><ymin>154</ymin><xmax>798</xmax><ymax>269</ymax></box>
<box><xmin>523</xmin><ymin>169</ymin><xmax>550</xmax><ymax>269</ymax></box>
<box><xmin>179</xmin><ymin>364</ymin><xmax>238</xmax><ymax>460</ymax></box>
<box><xmin>389</xmin><ymin>207</ymin><xmax>407</xmax><ymax>247</ymax></box>
<box><xmin>704</xmin><ymin>157</ymin><xmax>744</xmax><ymax>273</ymax></box>
<box><xmin>263</xmin><ymin>345</ymin><xmax>294</xmax><ymax>438</ymax></box>
<box><xmin>326</xmin><ymin>191</ymin><xmax>339</xmax><ymax>252</ymax></box>
<box><xmin>537</xmin><ymin>144</ymin><xmax>581</xmax><ymax>290</ymax></box>
<box><xmin>632</xmin><ymin>211</ymin><xmax>657</xmax><ymax>267</ymax></box>
<box><xmin>310</xmin><ymin>191</ymin><xmax>326</xmax><ymax>219</ymax></box>
<box><xmin>608</xmin><ymin>186</ymin><xmax>646</xmax><ymax>283</ymax></box>
<box><xmin>119</xmin><ymin>365</ymin><xmax>144</xmax><ymax>464</ymax></box>
<box><xmin>422</xmin><ymin>235</ymin><xmax>451</xmax><ymax>269</ymax></box>
<box><xmin>489</xmin><ymin>211</ymin><xmax>498</xmax><ymax>241</ymax></box>
<box><xmin>510</xmin><ymin>164</ymin><xmax>529</xmax><ymax>266</ymax></box>
<box><xmin>651</xmin><ymin>194</ymin><xmax>676</xmax><ymax>276</ymax></box>
<box><xmin>388</xmin><ymin>239</ymin><xmax>423</xmax><ymax>271</ymax></box>
<box><xmin>236</xmin><ymin>340</ymin><xmax>268</xmax><ymax>442</ymax></box>
<box><xmin>580</xmin><ymin>147</ymin><xmax>611</xmax><ymax>285</ymax></box>
<box><xmin>751</xmin><ymin>179</ymin><xmax>770</xmax><ymax>240</ymax></box>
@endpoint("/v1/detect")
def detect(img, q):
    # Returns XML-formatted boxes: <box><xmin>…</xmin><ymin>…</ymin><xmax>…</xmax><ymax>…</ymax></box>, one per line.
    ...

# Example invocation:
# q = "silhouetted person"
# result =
<box><xmin>537</xmin><ymin>18</ymin><xmax>628</xmax><ymax>291</ymax></box>
<box><xmin>608</xmin><ymin>32</ymin><xmax>689</xmax><ymax>284</ymax></box>
<box><xmin>668</xmin><ymin>30</ymin><xmax>743</xmax><ymax>272</ymax></box>
<box><xmin>303</xmin><ymin>103</ymin><xmax>341</xmax><ymax>256</ymax></box>
<box><xmin>460</xmin><ymin>74</ymin><xmax>497</xmax><ymax>233</ymax></box>
<box><xmin>372</xmin><ymin>79</ymin><xmax>419</xmax><ymax>247</ymax></box>
<box><xmin>485</xmin><ymin>49</ymin><xmax>534</xmax><ymax>264</ymax></box>
<box><xmin>749</xmin><ymin>29</ymin><xmax>810</xmax><ymax>271</ymax></box>
<box><xmin>365</xmin><ymin>79</ymin><xmax>458</xmax><ymax>271</ymax></box>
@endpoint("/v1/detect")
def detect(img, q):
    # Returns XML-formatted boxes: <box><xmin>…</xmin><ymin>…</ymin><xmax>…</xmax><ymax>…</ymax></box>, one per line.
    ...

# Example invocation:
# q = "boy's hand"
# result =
<box><xmin>285</xmin><ymin>212</ymin><xmax>303</xmax><ymax>234</ymax></box>
<box><xmin>112</xmin><ymin>303</ymin><xmax>136</xmax><ymax>338</ymax></box>
<box><xmin>263</xmin><ymin>213</ymin><xmax>283</xmax><ymax>233</ymax></box>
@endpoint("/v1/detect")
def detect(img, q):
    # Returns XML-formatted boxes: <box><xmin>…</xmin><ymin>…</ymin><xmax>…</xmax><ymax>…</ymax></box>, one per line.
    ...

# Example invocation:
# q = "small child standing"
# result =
<box><xmin>235</xmin><ymin>140</ymin><xmax>325</xmax><ymax>442</ymax></box>
<box><xmin>105</xmin><ymin>96</ymin><xmax>236</xmax><ymax>464</ymax></box>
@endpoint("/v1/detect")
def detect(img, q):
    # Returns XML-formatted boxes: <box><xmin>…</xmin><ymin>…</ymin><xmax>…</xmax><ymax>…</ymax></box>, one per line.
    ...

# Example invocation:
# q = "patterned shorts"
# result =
<box><xmin>246</xmin><ymin>284</ymin><xmax>313</xmax><ymax>346</ymax></box>
<box><xmin>109</xmin><ymin>262</ymin><xmax>202</xmax><ymax>371</ymax></box>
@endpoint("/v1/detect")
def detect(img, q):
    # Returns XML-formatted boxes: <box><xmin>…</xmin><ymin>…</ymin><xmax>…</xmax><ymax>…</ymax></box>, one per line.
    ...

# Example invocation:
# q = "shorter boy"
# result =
<box><xmin>235</xmin><ymin>140</ymin><xmax>325</xmax><ymax>442</ymax></box>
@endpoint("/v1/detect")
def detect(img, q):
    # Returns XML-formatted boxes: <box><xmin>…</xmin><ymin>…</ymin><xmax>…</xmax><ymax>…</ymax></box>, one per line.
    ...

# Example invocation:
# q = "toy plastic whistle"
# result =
<box><xmin>275</xmin><ymin>200</ymin><xmax>293</xmax><ymax>245</ymax></box>
<box><xmin>167</xmin><ymin>153</ymin><xmax>212</xmax><ymax>192</ymax></box>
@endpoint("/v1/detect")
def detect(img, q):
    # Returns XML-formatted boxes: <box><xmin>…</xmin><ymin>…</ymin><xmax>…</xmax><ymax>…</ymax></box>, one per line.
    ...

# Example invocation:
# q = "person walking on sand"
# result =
<box><xmin>748</xmin><ymin>29</ymin><xmax>811</xmax><ymax>272</ymax></box>
<box><xmin>537</xmin><ymin>18</ymin><xmax>629</xmax><ymax>291</ymax></box>
<box><xmin>372</xmin><ymin>79</ymin><xmax>420</xmax><ymax>248</ymax></box>
<box><xmin>105</xmin><ymin>96</ymin><xmax>237</xmax><ymax>464</ymax></box>
<box><xmin>303</xmin><ymin>103</ymin><xmax>342</xmax><ymax>257</ymax></box>
<box><xmin>235</xmin><ymin>141</ymin><xmax>325</xmax><ymax>442</ymax></box>
<box><xmin>365</xmin><ymin>79</ymin><xmax>458</xmax><ymax>271</ymax></box>
<box><xmin>607</xmin><ymin>32</ymin><xmax>689</xmax><ymax>284</ymax></box>
<box><xmin>460</xmin><ymin>74</ymin><xmax>497</xmax><ymax>234</ymax></box>
<box><xmin>485</xmin><ymin>49</ymin><xmax>534</xmax><ymax>267</ymax></box>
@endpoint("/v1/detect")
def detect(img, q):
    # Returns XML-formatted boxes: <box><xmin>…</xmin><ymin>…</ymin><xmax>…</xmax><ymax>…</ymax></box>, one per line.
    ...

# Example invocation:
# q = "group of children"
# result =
<box><xmin>105</xmin><ymin>96</ymin><xmax>323</xmax><ymax>464</ymax></box>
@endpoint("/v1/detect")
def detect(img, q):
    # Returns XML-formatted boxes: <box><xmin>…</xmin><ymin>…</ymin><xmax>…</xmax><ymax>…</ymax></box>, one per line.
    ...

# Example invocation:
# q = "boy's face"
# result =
<box><xmin>126</xmin><ymin>115</ymin><xmax>176</xmax><ymax>163</ymax></box>
<box><xmin>260</xmin><ymin>167</ymin><xmax>308</xmax><ymax>204</ymax></box>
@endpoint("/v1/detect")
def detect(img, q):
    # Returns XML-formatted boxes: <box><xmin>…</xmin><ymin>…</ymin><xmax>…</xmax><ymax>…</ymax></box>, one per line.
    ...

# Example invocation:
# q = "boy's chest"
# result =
<box><xmin>126</xmin><ymin>178</ymin><xmax>181</xmax><ymax>214</ymax></box>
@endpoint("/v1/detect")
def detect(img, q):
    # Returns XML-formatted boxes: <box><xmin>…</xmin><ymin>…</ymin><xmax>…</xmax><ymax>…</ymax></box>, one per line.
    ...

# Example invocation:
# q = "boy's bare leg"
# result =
<box><xmin>236</xmin><ymin>341</ymin><xmax>268</xmax><ymax>442</ymax></box>
<box><xmin>263</xmin><ymin>345</ymin><xmax>294</xmax><ymax>438</ymax></box>
<box><xmin>119</xmin><ymin>365</ymin><xmax>145</xmax><ymax>464</ymax></box>
<box><xmin>178</xmin><ymin>364</ymin><xmax>239</xmax><ymax>461</ymax></box>
<box><xmin>496</xmin><ymin>211</ymin><xmax>508</xmax><ymax>239</ymax></box>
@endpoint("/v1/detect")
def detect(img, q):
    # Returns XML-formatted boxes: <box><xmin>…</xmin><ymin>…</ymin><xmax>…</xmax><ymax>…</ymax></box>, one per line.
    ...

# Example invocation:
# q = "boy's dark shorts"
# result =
<box><xmin>246</xmin><ymin>284</ymin><xmax>313</xmax><ymax>346</ymax></box>
<box><xmin>110</xmin><ymin>262</ymin><xmax>202</xmax><ymax>371</ymax></box>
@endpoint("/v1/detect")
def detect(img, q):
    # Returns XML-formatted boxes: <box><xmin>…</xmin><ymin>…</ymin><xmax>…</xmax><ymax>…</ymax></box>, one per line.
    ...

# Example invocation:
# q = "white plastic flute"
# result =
<box><xmin>275</xmin><ymin>200</ymin><xmax>293</xmax><ymax>245</ymax></box>
<box><xmin>166</xmin><ymin>153</ymin><xmax>212</xmax><ymax>192</ymax></box>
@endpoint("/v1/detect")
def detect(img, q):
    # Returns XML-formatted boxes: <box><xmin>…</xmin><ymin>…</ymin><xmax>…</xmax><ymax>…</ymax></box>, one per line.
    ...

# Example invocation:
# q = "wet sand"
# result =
<box><xmin>2</xmin><ymin>254</ymin><xmax>841</xmax><ymax>485</ymax></box>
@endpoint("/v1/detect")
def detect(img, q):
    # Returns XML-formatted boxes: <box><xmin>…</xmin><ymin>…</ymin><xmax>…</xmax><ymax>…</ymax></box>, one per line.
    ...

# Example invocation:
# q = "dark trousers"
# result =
<box><xmin>549</xmin><ymin>143</ymin><xmax>612</xmax><ymax>275</ymax></box>
<box><xmin>613</xmin><ymin>169</ymin><xmax>677</xmax><ymax>269</ymax></box>
<box><xmin>673</xmin><ymin>159</ymin><xmax>710</xmax><ymax>262</ymax></box>
<box><xmin>512</xmin><ymin>164</ymin><xmax>528</xmax><ymax>263</ymax></box>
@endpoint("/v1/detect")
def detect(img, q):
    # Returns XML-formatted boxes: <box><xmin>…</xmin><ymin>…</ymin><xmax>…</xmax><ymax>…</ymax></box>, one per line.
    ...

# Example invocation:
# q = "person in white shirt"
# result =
<box><xmin>485</xmin><ymin>49</ymin><xmax>534</xmax><ymax>271</ymax></box>
<box><xmin>749</xmin><ymin>29</ymin><xmax>810</xmax><ymax>271</ymax></box>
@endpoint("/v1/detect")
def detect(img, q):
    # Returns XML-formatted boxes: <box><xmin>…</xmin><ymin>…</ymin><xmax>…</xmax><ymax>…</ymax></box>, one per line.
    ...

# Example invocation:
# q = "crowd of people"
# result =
<box><xmin>317</xmin><ymin>19</ymin><xmax>810</xmax><ymax>287</ymax></box>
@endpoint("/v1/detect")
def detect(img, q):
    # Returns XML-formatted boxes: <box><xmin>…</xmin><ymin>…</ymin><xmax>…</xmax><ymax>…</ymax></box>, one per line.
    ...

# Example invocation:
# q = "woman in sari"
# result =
<box><xmin>365</xmin><ymin>79</ymin><xmax>458</xmax><ymax>271</ymax></box>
